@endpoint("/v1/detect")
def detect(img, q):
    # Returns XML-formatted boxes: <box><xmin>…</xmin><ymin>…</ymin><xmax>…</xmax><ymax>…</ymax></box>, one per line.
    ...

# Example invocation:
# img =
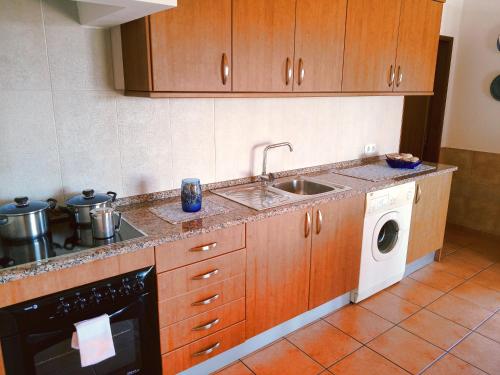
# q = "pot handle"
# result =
<box><xmin>115</xmin><ymin>212</ymin><xmax>122</xmax><ymax>232</ymax></box>
<box><xmin>46</xmin><ymin>198</ymin><xmax>57</xmax><ymax>209</ymax></box>
<box><xmin>0</xmin><ymin>216</ymin><xmax>7</xmax><ymax>226</ymax></box>
<box><xmin>107</xmin><ymin>191</ymin><xmax>117</xmax><ymax>202</ymax></box>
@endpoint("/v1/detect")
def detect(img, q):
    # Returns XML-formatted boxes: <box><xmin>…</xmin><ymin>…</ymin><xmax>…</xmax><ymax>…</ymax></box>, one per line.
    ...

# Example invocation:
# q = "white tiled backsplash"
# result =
<box><xmin>0</xmin><ymin>0</ymin><xmax>404</xmax><ymax>203</ymax></box>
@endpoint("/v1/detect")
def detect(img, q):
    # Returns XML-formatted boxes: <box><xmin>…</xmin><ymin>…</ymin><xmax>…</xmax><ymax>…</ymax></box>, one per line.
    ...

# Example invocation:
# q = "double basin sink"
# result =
<box><xmin>212</xmin><ymin>176</ymin><xmax>351</xmax><ymax>211</ymax></box>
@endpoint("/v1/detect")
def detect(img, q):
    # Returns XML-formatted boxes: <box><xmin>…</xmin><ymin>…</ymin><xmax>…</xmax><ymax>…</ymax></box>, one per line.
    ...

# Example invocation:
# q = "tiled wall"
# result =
<box><xmin>0</xmin><ymin>0</ymin><xmax>404</xmax><ymax>203</ymax></box>
<box><xmin>440</xmin><ymin>147</ymin><xmax>500</xmax><ymax>236</ymax></box>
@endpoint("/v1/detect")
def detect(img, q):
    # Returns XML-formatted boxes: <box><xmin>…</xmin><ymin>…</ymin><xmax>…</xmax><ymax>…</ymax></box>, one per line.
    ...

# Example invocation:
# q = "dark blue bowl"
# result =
<box><xmin>386</xmin><ymin>158</ymin><xmax>422</xmax><ymax>169</ymax></box>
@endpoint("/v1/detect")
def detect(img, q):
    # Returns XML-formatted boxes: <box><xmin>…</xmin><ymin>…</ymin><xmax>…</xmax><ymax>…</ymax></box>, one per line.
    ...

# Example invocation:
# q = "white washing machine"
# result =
<box><xmin>351</xmin><ymin>181</ymin><xmax>416</xmax><ymax>303</ymax></box>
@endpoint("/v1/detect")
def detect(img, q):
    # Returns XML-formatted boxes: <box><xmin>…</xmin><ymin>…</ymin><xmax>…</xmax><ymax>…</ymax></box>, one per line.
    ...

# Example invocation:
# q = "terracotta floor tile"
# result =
<box><xmin>287</xmin><ymin>320</ymin><xmax>361</xmax><ymax>367</ymax></box>
<box><xmin>490</xmin><ymin>263</ymin><xmax>500</xmax><ymax>275</ymax></box>
<box><xmin>215</xmin><ymin>361</ymin><xmax>254</xmax><ymax>375</ymax></box>
<box><xmin>323</xmin><ymin>304</ymin><xmax>394</xmax><ymax>343</ymax></box>
<box><xmin>422</xmin><ymin>354</ymin><xmax>487</xmax><ymax>375</ymax></box>
<box><xmin>329</xmin><ymin>347</ymin><xmax>409</xmax><ymax>375</ymax></box>
<box><xmin>444</xmin><ymin>225</ymin><xmax>476</xmax><ymax>247</ymax></box>
<box><xmin>465</xmin><ymin>236</ymin><xmax>500</xmax><ymax>256</ymax></box>
<box><xmin>450</xmin><ymin>281</ymin><xmax>500</xmax><ymax>312</ymax></box>
<box><xmin>359</xmin><ymin>291</ymin><xmax>420</xmax><ymax>324</ymax></box>
<box><xmin>450</xmin><ymin>332</ymin><xmax>500</xmax><ymax>374</ymax></box>
<box><xmin>446</xmin><ymin>249</ymin><xmax>496</xmax><ymax>269</ymax></box>
<box><xmin>242</xmin><ymin>339</ymin><xmax>323</xmax><ymax>375</ymax></box>
<box><xmin>387</xmin><ymin>278</ymin><xmax>444</xmax><ymax>307</ymax></box>
<box><xmin>429</xmin><ymin>257</ymin><xmax>484</xmax><ymax>279</ymax></box>
<box><xmin>469</xmin><ymin>268</ymin><xmax>500</xmax><ymax>292</ymax></box>
<box><xmin>409</xmin><ymin>266</ymin><xmax>464</xmax><ymax>292</ymax></box>
<box><xmin>426</xmin><ymin>294</ymin><xmax>493</xmax><ymax>330</ymax></box>
<box><xmin>367</xmin><ymin>326</ymin><xmax>444</xmax><ymax>374</ymax></box>
<box><xmin>399</xmin><ymin>309</ymin><xmax>470</xmax><ymax>350</ymax></box>
<box><xmin>476</xmin><ymin>313</ymin><xmax>500</xmax><ymax>343</ymax></box>
<box><xmin>442</xmin><ymin>241</ymin><xmax>463</xmax><ymax>255</ymax></box>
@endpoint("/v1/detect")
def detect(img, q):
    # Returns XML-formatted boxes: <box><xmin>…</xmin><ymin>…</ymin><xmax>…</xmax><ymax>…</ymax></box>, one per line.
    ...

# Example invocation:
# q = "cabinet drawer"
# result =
<box><xmin>160</xmin><ymin>297</ymin><xmax>245</xmax><ymax>353</ymax></box>
<box><xmin>157</xmin><ymin>249</ymin><xmax>246</xmax><ymax>300</ymax></box>
<box><xmin>162</xmin><ymin>321</ymin><xmax>245</xmax><ymax>375</ymax></box>
<box><xmin>158</xmin><ymin>274</ymin><xmax>245</xmax><ymax>327</ymax></box>
<box><xmin>155</xmin><ymin>225</ymin><xmax>245</xmax><ymax>272</ymax></box>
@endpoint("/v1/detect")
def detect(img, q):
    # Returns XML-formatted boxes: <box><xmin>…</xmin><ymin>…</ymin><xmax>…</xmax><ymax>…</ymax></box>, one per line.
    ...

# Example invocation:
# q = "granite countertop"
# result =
<box><xmin>0</xmin><ymin>158</ymin><xmax>457</xmax><ymax>284</ymax></box>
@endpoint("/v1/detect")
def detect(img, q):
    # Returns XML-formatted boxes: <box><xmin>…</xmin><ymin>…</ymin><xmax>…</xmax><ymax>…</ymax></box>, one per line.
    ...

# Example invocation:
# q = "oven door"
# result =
<box><xmin>1</xmin><ymin>294</ymin><xmax>161</xmax><ymax>375</ymax></box>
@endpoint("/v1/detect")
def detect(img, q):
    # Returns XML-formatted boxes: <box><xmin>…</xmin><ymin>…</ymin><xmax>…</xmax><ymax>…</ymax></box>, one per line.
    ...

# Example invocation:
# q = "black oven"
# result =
<box><xmin>0</xmin><ymin>266</ymin><xmax>161</xmax><ymax>375</ymax></box>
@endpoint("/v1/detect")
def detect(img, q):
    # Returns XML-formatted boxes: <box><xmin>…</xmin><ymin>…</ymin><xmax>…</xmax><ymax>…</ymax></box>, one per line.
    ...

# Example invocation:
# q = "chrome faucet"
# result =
<box><xmin>261</xmin><ymin>142</ymin><xmax>294</xmax><ymax>183</ymax></box>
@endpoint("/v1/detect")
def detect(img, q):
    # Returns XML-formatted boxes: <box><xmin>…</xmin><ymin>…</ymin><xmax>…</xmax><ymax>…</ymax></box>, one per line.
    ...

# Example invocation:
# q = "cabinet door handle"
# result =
<box><xmin>298</xmin><ymin>58</ymin><xmax>305</xmax><ymax>85</ymax></box>
<box><xmin>388</xmin><ymin>65</ymin><xmax>395</xmax><ymax>87</ymax></box>
<box><xmin>192</xmin><ymin>318</ymin><xmax>220</xmax><ymax>331</ymax></box>
<box><xmin>192</xmin><ymin>269</ymin><xmax>219</xmax><ymax>280</ymax></box>
<box><xmin>221</xmin><ymin>53</ymin><xmax>229</xmax><ymax>85</ymax></box>
<box><xmin>190</xmin><ymin>242</ymin><xmax>217</xmax><ymax>252</ymax></box>
<box><xmin>192</xmin><ymin>294</ymin><xmax>220</xmax><ymax>306</ymax></box>
<box><xmin>415</xmin><ymin>184</ymin><xmax>422</xmax><ymax>204</ymax></box>
<box><xmin>396</xmin><ymin>66</ymin><xmax>403</xmax><ymax>87</ymax></box>
<box><xmin>285</xmin><ymin>57</ymin><xmax>292</xmax><ymax>86</ymax></box>
<box><xmin>305</xmin><ymin>212</ymin><xmax>311</xmax><ymax>238</ymax></box>
<box><xmin>192</xmin><ymin>342</ymin><xmax>220</xmax><ymax>357</ymax></box>
<box><xmin>316</xmin><ymin>209</ymin><xmax>323</xmax><ymax>234</ymax></box>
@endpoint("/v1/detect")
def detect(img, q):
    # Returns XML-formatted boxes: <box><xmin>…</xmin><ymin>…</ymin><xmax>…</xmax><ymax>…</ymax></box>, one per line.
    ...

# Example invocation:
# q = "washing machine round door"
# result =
<box><xmin>372</xmin><ymin>212</ymin><xmax>401</xmax><ymax>261</ymax></box>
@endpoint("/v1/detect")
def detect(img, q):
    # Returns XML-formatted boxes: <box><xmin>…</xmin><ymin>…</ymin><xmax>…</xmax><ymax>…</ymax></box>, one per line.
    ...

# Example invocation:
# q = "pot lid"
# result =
<box><xmin>0</xmin><ymin>197</ymin><xmax>50</xmax><ymax>216</ymax></box>
<box><xmin>65</xmin><ymin>189</ymin><xmax>116</xmax><ymax>207</ymax></box>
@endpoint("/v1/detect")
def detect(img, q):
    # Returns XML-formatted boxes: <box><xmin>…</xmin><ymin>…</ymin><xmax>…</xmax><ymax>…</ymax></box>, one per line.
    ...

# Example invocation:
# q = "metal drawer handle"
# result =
<box><xmin>192</xmin><ymin>342</ymin><xmax>221</xmax><ymax>357</ymax></box>
<box><xmin>192</xmin><ymin>318</ymin><xmax>220</xmax><ymax>331</ymax></box>
<box><xmin>305</xmin><ymin>212</ymin><xmax>311</xmax><ymax>238</ymax></box>
<box><xmin>298</xmin><ymin>58</ymin><xmax>305</xmax><ymax>85</ymax></box>
<box><xmin>396</xmin><ymin>66</ymin><xmax>403</xmax><ymax>87</ymax></box>
<box><xmin>192</xmin><ymin>269</ymin><xmax>220</xmax><ymax>280</ymax></box>
<box><xmin>192</xmin><ymin>294</ymin><xmax>220</xmax><ymax>306</ymax></box>
<box><xmin>316</xmin><ymin>209</ymin><xmax>323</xmax><ymax>234</ymax></box>
<box><xmin>415</xmin><ymin>184</ymin><xmax>422</xmax><ymax>204</ymax></box>
<box><xmin>221</xmin><ymin>53</ymin><xmax>229</xmax><ymax>85</ymax></box>
<box><xmin>388</xmin><ymin>65</ymin><xmax>395</xmax><ymax>87</ymax></box>
<box><xmin>190</xmin><ymin>242</ymin><xmax>217</xmax><ymax>252</ymax></box>
<box><xmin>285</xmin><ymin>57</ymin><xmax>292</xmax><ymax>86</ymax></box>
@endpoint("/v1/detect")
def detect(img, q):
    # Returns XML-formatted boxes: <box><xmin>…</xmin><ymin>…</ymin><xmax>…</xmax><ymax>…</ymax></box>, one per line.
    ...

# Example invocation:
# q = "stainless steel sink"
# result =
<box><xmin>272</xmin><ymin>179</ymin><xmax>336</xmax><ymax>195</ymax></box>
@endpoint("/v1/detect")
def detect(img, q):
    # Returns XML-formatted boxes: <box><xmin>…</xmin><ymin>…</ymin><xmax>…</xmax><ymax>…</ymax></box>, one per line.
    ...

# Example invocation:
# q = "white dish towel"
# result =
<box><xmin>71</xmin><ymin>314</ymin><xmax>116</xmax><ymax>367</ymax></box>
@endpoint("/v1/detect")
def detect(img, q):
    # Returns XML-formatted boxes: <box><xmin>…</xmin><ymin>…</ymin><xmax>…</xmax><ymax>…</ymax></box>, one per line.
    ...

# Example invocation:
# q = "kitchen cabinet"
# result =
<box><xmin>393</xmin><ymin>0</ymin><xmax>443</xmax><ymax>92</ymax></box>
<box><xmin>246</xmin><ymin>208</ymin><xmax>312</xmax><ymax>337</ymax></box>
<box><xmin>309</xmin><ymin>195</ymin><xmax>365</xmax><ymax>308</ymax></box>
<box><xmin>293</xmin><ymin>0</ymin><xmax>347</xmax><ymax>92</ymax></box>
<box><xmin>343</xmin><ymin>0</ymin><xmax>443</xmax><ymax>93</ymax></box>
<box><xmin>406</xmin><ymin>173</ymin><xmax>452</xmax><ymax>263</ymax></box>
<box><xmin>121</xmin><ymin>0</ymin><xmax>231</xmax><ymax>92</ymax></box>
<box><xmin>232</xmin><ymin>0</ymin><xmax>296</xmax><ymax>92</ymax></box>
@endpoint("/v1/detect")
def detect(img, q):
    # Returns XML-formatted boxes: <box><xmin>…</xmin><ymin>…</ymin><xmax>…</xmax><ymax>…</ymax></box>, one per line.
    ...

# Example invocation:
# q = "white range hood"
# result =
<box><xmin>73</xmin><ymin>0</ymin><xmax>177</xmax><ymax>28</ymax></box>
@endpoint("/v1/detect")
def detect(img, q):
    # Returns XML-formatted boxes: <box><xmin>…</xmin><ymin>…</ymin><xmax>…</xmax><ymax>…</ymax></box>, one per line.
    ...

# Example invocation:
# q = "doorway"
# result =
<box><xmin>399</xmin><ymin>36</ymin><xmax>454</xmax><ymax>162</ymax></box>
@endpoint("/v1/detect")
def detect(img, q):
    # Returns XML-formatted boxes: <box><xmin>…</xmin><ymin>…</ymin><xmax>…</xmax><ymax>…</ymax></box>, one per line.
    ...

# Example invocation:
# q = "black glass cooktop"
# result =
<box><xmin>0</xmin><ymin>215</ymin><xmax>145</xmax><ymax>270</ymax></box>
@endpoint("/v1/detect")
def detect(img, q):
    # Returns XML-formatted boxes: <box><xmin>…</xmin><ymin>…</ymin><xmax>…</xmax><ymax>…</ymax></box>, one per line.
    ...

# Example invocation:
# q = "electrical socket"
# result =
<box><xmin>364</xmin><ymin>143</ymin><xmax>377</xmax><ymax>155</ymax></box>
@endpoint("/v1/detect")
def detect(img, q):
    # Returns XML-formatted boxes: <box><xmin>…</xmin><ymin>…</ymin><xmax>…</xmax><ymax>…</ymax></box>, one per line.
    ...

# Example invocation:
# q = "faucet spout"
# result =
<box><xmin>261</xmin><ymin>142</ymin><xmax>294</xmax><ymax>182</ymax></box>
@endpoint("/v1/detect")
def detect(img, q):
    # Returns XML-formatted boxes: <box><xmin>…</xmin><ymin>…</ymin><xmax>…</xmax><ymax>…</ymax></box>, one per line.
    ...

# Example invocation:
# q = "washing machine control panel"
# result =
<box><xmin>366</xmin><ymin>182</ymin><xmax>416</xmax><ymax>215</ymax></box>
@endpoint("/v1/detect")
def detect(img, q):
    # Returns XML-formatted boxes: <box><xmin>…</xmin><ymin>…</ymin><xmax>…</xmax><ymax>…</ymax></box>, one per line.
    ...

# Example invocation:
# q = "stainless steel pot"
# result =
<box><xmin>0</xmin><ymin>197</ymin><xmax>57</xmax><ymax>240</ymax></box>
<box><xmin>65</xmin><ymin>189</ymin><xmax>117</xmax><ymax>226</ymax></box>
<box><xmin>90</xmin><ymin>207</ymin><xmax>122</xmax><ymax>239</ymax></box>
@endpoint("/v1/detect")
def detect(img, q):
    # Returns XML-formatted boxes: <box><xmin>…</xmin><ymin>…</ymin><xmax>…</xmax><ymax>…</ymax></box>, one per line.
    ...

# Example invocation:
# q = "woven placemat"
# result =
<box><xmin>150</xmin><ymin>196</ymin><xmax>233</xmax><ymax>224</ymax></box>
<box><xmin>335</xmin><ymin>160</ymin><xmax>436</xmax><ymax>182</ymax></box>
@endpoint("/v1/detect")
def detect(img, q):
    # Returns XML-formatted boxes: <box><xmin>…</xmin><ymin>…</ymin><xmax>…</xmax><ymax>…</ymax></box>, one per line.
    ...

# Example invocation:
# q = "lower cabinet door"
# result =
<box><xmin>245</xmin><ymin>208</ymin><xmax>312</xmax><ymax>338</ymax></box>
<box><xmin>309</xmin><ymin>195</ymin><xmax>365</xmax><ymax>308</ymax></box>
<box><xmin>161</xmin><ymin>321</ymin><xmax>245</xmax><ymax>375</ymax></box>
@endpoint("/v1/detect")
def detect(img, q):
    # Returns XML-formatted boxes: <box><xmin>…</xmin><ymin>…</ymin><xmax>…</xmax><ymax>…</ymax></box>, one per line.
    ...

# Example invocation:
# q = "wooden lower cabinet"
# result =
<box><xmin>406</xmin><ymin>173</ymin><xmax>452</xmax><ymax>263</ymax></box>
<box><xmin>246</xmin><ymin>208</ymin><xmax>312</xmax><ymax>338</ymax></box>
<box><xmin>162</xmin><ymin>321</ymin><xmax>246</xmax><ymax>375</ymax></box>
<box><xmin>309</xmin><ymin>195</ymin><xmax>365</xmax><ymax>308</ymax></box>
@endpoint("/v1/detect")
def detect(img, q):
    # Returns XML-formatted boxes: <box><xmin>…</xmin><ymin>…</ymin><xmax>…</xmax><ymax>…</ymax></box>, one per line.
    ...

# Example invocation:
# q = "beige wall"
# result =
<box><xmin>0</xmin><ymin>0</ymin><xmax>404</xmax><ymax>204</ymax></box>
<box><xmin>441</xmin><ymin>0</ymin><xmax>500</xmax><ymax>154</ymax></box>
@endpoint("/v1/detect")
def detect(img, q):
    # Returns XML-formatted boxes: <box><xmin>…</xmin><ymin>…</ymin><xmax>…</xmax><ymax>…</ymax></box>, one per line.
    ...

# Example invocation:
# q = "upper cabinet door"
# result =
<box><xmin>149</xmin><ymin>0</ymin><xmax>231</xmax><ymax>92</ymax></box>
<box><xmin>293</xmin><ymin>0</ymin><xmax>347</xmax><ymax>92</ymax></box>
<box><xmin>394</xmin><ymin>0</ymin><xmax>443</xmax><ymax>92</ymax></box>
<box><xmin>233</xmin><ymin>0</ymin><xmax>297</xmax><ymax>92</ymax></box>
<box><xmin>342</xmin><ymin>0</ymin><xmax>402</xmax><ymax>92</ymax></box>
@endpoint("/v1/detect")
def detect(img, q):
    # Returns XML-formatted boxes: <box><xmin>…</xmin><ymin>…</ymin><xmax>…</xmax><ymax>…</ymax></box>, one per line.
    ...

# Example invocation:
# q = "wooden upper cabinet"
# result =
<box><xmin>394</xmin><ymin>0</ymin><xmax>443</xmax><ymax>92</ymax></box>
<box><xmin>246</xmin><ymin>208</ymin><xmax>312</xmax><ymax>338</ymax></box>
<box><xmin>293</xmin><ymin>0</ymin><xmax>347</xmax><ymax>92</ymax></box>
<box><xmin>407</xmin><ymin>173</ymin><xmax>452</xmax><ymax>264</ymax></box>
<box><xmin>232</xmin><ymin>0</ymin><xmax>296</xmax><ymax>92</ymax></box>
<box><xmin>342</xmin><ymin>0</ymin><xmax>402</xmax><ymax>92</ymax></box>
<box><xmin>309</xmin><ymin>195</ymin><xmax>365</xmax><ymax>309</ymax></box>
